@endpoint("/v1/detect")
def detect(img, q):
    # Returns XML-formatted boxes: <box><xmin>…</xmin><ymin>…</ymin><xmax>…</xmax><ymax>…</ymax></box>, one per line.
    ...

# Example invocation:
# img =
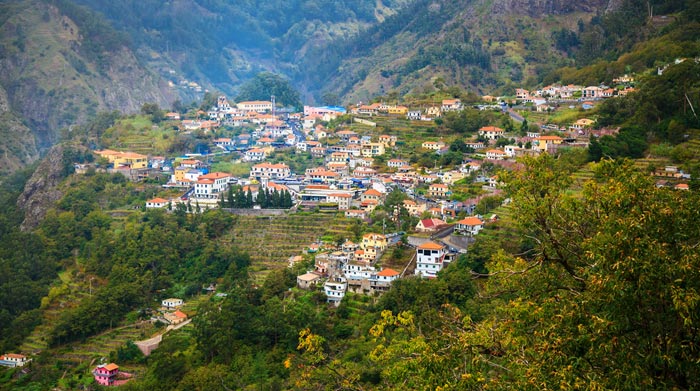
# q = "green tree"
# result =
<box><xmin>236</xmin><ymin>72</ymin><xmax>302</xmax><ymax>109</ymax></box>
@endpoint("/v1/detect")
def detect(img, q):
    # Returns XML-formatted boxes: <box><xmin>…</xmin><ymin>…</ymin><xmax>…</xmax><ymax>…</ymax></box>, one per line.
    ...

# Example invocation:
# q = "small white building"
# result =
<box><xmin>455</xmin><ymin>216</ymin><xmax>484</xmax><ymax>236</ymax></box>
<box><xmin>343</xmin><ymin>262</ymin><xmax>376</xmax><ymax>280</ymax></box>
<box><xmin>324</xmin><ymin>276</ymin><xmax>347</xmax><ymax>306</ymax></box>
<box><xmin>244</xmin><ymin>148</ymin><xmax>266</xmax><ymax>162</ymax></box>
<box><xmin>146</xmin><ymin>197</ymin><xmax>170</xmax><ymax>208</ymax></box>
<box><xmin>162</xmin><ymin>298</ymin><xmax>184</xmax><ymax>309</ymax></box>
<box><xmin>486</xmin><ymin>149</ymin><xmax>507</xmax><ymax>160</ymax></box>
<box><xmin>0</xmin><ymin>353</ymin><xmax>30</xmax><ymax>368</ymax></box>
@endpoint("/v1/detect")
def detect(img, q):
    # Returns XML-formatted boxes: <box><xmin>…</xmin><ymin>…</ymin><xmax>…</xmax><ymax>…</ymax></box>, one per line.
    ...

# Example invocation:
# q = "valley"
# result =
<box><xmin>0</xmin><ymin>1</ymin><xmax>699</xmax><ymax>390</ymax></box>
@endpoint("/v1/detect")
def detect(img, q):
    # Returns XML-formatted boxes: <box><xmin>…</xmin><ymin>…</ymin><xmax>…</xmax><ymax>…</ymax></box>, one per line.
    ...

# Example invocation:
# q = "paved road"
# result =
<box><xmin>507</xmin><ymin>109</ymin><xmax>524</xmax><ymax>123</ymax></box>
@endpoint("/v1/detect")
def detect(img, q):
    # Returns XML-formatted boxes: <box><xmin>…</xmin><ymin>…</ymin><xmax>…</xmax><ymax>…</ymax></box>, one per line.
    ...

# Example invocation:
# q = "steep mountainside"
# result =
<box><xmin>67</xmin><ymin>0</ymin><xmax>410</xmax><ymax>98</ymax></box>
<box><xmin>0</xmin><ymin>84</ymin><xmax>37</xmax><ymax>174</ymax></box>
<box><xmin>0</xmin><ymin>0</ymin><xmax>174</xmax><ymax>173</ymax></box>
<box><xmin>304</xmin><ymin>0</ymin><xmax>629</xmax><ymax>102</ymax></box>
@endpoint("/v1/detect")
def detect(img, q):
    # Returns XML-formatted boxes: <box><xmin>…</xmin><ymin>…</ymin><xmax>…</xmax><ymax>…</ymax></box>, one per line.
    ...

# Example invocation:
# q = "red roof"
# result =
<box><xmin>419</xmin><ymin>218</ymin><xmax>446</xmax><ymax>229</ymax></box>
<box><xmin>147</xmin><ymin>197</ymin><xmax>169</xmax><ymax>204</ymax></box>
<box><xmin>364</xmin><ymin>189</ymin><xmax>382</xmax><ymax>196</ymax></box>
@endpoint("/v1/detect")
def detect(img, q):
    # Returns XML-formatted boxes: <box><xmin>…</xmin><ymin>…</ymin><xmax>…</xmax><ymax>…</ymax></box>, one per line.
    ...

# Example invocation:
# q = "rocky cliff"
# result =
<box><xmin>16</xmin><ymin>143</ymin><xmax>84</xmax><ymax>231</ymax></box>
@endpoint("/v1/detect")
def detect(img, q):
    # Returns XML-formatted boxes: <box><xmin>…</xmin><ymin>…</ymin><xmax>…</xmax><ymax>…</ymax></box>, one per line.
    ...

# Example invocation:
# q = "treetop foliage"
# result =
<box><xmin>235</xmin><ymin>72</ymin><xmax>302</xmax><ymax>109</ymax></box>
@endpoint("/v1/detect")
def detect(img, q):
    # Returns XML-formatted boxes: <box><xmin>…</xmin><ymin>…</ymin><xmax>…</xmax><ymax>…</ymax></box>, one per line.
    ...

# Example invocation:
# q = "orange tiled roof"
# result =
<box><xmin>104</xmin><ymin>363</ymin><xmax>119</xmax><ymax>371</ymax></box>
<box><xmin>200</xmin><ymin>172</ymin><xmax>230</xmax><ymax>179</ymax></box>
<box><xmin>457</xmin><ymin>217</ymin><xmax>483</xmax><ymax>226</ymax></box>
<box><xmin>377</xmin><ymin>268</ymin><xmax>400</xmax><ymax>277</ymax></box>
<box><xmin>418</xmin><ymin>241</ymin><xmax>444</xmax><ymax>250</ymax></box>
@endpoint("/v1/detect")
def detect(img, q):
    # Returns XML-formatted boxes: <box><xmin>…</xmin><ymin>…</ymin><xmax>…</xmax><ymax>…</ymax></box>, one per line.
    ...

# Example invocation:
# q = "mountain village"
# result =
<box><xmin>71</xmin><ymin>67</ymin><xmax>694</xmax><ymax>314</ymax></box>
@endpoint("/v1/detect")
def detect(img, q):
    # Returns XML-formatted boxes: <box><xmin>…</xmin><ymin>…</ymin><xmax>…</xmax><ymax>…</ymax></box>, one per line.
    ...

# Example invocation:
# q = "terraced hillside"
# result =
<box><xmin>225</xmin><ymin>212</ymin><xmax>355</xmax><ymax>275</ymax></box>
<box><xmin>19</xmin><ymin>270</ymin><xmax>94</xmax><ymax>355</ymax></box>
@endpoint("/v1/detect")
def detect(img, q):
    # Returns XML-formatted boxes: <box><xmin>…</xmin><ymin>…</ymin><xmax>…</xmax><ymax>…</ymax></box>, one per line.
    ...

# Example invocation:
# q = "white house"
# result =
<box><xmin>504</xmin><ymin>145</ymin><xmax>521</xmax><ymax>157</ymax></box>
<box><xmin>343</xmin><ymin>262</ymin><xmax>376</xmax><ymax>280</ymax></box>
<box><xmin>455</xmin><ymin>216</ymin><xmax>484</xmax><ymax>236</ymax></box>
<box><xmin>146</xmin><ymin>197</ymin><xmax>170</xmax><ymax>208</ymax></box>
<box><xmin>324</xmin><ymin>276</ymin><xmax>347</xmax><ymax>306</ymax></box>
<box><xmin>370</xmin><ymin>268</ymin><xmax>400</xmax><ymax>292</ymax></box>
<box><xmin>465</xmin><ymin>141</ymin><xmax>485</xmax><ymax>150</ymax></box>
<box><xmin>244</xmin><ymin>148</ymin><xmax>266</xmax><ymax>162</ymax></box>
<box><xmin>237</xmin><ymin>100</ymin><xmax>273</xmax><ymax>112</ymax></box>
<box><xmin>0</xmin><ymin>354</ymin><xmax>30</xmax><ymax>368</ymax></box>
<box><xmin>486</xmin><ymin>149</ymin><xmax>507</xmax><ymax>160</ymax></box>
<box><xmin>327</xmin><ymin>193</ymin><xmax>352</xmax><ymax>210</ymax></box>
<box><xmin>194</xmin><ymin>172</ymin><xmax>231</xmax><ymax>199</ymax></box>
<box><xmin>387</xmin><ymin>159</ymin><xmax>409</xmax><ymax>169</ymax></box>
<box><xmin>250</xmin><ymin>163</ymin><xmax>291</xmax><ymax>180</ymax></box>
<box><xmin>479</xmin><ymin>126</ymin><xmax>505</xmax><ymax>140</ymax></box>
<box><xmin>162</xmin><ymin>298</ymin><xmax>183</xmax><ymax>309</ymax></box>
<box><xmin>373</xmin><ymin>268</ymin><xmax>400</xmax><ymax>284</ymax></box>
<box><xmin>415</xmin><ymin>241</ymin><xmax>447</xmax><ymax>278</ymax></box>
<box><xmin>441</xmin><ymin>99</ymin><xmax>462</xmax><ymax>112</ymax></box>
<box><xmin>422</xmin><ymin>141</ymin><xmax>446</xmax><ymax>150</ymax></box>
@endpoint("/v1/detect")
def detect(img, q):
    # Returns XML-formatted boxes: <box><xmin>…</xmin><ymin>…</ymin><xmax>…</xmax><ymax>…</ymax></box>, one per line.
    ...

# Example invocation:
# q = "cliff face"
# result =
<box><xmin>0</xmin><ymin>85</ymin><xmax>39</xmax><ymax>174</ymax></box>
<box><xmin>0</xmin><ymin>0</ymin><xmax>174</xmax><ymax>174</ymax></box>
<box><xmin>16</xmin><ymin>144</ymin><xmax>82</xmax><ymax>231</ymax></box>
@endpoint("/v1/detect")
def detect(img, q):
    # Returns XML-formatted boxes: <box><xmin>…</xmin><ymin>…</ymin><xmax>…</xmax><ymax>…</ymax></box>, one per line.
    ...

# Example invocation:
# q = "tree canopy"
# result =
<box><xmin>235</xmin><ymin>72</ymin><xmax>302</xmax><ymax>109</ymax></box>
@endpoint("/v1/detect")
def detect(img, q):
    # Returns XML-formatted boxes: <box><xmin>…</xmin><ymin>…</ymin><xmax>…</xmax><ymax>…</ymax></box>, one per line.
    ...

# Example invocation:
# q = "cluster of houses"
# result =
<box><xmin>350</xmin><ymin>98</ymin><xmax>463</xmax><ymax>121</ymax></box>
<box><xmin>297</xmin><ymin>233</ymin><xmax>483</xmax><ymax>305</ymax></box>
<box><xmin>95</xmin><ymin>84</ymin><xmax>690</xmax><ymax>220</ymax></box>
<box><xmin>159</xmin><ymin>298</ymin><xmax>188</xmax><ymax>325</ymax></box>
<box><xmin>296</xmin><ymin>232</ymin><xmax>399</xmax><ymax>305</ymax></box>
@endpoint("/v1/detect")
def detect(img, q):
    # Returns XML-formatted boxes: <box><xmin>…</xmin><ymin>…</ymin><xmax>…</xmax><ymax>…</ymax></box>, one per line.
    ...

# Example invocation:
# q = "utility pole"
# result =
<box><xmin>271</xmin><ymin>95</ymin><xmax>276</xmax><ymax>119</ymax></box>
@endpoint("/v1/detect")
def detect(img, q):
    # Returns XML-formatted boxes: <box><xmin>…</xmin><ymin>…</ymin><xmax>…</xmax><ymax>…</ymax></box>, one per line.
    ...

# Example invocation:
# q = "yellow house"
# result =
<box><xmin>362</xmin><ymin>233</ymin><xmax>387</xmax><ymax>252</ymax></box>
<box><xmin>387</xmin><ymin>106</ymin><xmax>408</xmax><ymax>115</ymax></box>
<box><xmin>441</xmin><ymin>171</ymin><xmax>466</xmax><ymax>185</ymax></box>
<box><xmin>571</xmin><ymin>118</ymin><xmax>595</xmax><ymax>130</ymax></box>
<box><xmin>94</xmin><ymin>150</ymin><xmax>147</xmax><ymax>169</ymax></box>
<box><xmin>173</xmin><ymin>166</ymin><xmax>189</xmax><ymax>182</ymax></box>
<box><xmin>361</xmin><ymin>142</ymin><xmax>385</xmax><ymax>157</ymax></box>
<box><xmin>535</xmin><ymin>136</ymin><xmax>564</xmax><ymax>152</ymax></box>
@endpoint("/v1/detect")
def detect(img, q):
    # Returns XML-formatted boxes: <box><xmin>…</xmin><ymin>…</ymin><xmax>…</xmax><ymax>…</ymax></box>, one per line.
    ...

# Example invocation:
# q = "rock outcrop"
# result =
<box><xmin>16</xmin><ymin>144</ymin><xmax>84</xmax><ymax>231</ymax></box>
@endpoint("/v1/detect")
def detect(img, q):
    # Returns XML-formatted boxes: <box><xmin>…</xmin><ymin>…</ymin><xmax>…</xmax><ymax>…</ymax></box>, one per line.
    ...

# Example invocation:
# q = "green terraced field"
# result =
<box><xmin>224</xmin><ymin>213</ymin><xmax>355</xmax><ymax>277</ymax></box>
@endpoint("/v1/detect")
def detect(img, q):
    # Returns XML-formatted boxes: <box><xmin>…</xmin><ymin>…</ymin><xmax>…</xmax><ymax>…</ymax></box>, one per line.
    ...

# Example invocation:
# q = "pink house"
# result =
<box><xmin>93</xmin><ymin>363</ymin><xmax>119</xmax><ymax>386</ymax></box>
